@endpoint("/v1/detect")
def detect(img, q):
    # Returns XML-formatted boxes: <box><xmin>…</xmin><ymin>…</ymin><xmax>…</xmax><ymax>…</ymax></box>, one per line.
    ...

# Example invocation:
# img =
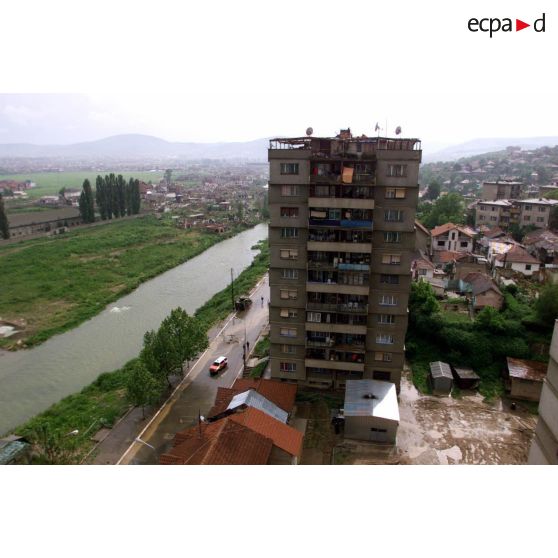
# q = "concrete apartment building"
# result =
<box><xmin>528</xmin><ymin>320</ymin><xmax>558</xmax><ymax>464</ymax></box>
<box><xmin>474</xmin><ymin>198</ymin><xmax>558</xmax><ymax>230</ymax></box>
<box><xmin>268</xmin><ymin>131</ymin><xmax>421</xmax><ymax>391</ymax></box>
<box><xmin>481</xmin><ymin>180</ymin><xmax>523</xmax><ymax>201</ymax></box>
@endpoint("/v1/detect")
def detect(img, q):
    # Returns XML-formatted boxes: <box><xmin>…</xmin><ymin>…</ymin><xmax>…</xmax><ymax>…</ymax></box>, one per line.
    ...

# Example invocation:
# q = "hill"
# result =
<box><xmin>0</xmin><ymin>134</ymin><xmax>270</xmax><ymax>161</ymax></box>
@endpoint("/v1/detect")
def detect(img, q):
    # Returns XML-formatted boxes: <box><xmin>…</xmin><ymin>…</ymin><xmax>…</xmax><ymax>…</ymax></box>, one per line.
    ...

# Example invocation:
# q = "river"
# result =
<box><xmin>0</xmin><ymin>223</ymin><xmax>268</xmax><ymax>435</ymax></box>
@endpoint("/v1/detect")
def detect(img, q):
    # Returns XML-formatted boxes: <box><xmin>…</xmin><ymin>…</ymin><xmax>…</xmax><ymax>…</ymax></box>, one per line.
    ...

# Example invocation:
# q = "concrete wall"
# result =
<box><xmin>510</xmin><ymin>378</ymin><xmax>543</xmax><ymax>401</ymax></box>
<box><xmin>344</xmin><ymin>415</ymin><xmax>398</xmax><ymax>444</ymax></box>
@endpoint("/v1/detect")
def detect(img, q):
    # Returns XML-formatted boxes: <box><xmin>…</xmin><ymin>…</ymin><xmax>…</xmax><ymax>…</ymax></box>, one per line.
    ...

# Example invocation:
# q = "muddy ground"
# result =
<box><xmin>297</xmin><ymin>368</ymin><xmax>537</xmax><ymax>465</ymax></box>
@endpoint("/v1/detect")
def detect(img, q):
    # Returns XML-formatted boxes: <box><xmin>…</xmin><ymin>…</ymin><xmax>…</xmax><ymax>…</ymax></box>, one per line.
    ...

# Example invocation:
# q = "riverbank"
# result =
<box><xmin>0</xmin><ymin>216</ymin><xmax>255</xmax><ymax>350</ymax></box>
<box><xmin>12</xmin><ymin>240</ymin><xmax>269</xmax><ymax>461</ymax></box>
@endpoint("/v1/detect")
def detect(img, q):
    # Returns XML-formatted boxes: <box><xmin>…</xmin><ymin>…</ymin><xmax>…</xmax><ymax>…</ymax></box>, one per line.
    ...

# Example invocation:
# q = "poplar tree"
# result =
<box><xmin>95</xmin><ymin>175</ymin><xmax>107</xmax><ymax>220</ymax></box>
<box><xmin>78</xmin><ymin>179</ymin><xmax>95</xmax><ymax>223</ymax></box>
<box><xmin>0</xmin><ymin>194</ymin><xmax>10</xmax><ymax>239</ymax></box>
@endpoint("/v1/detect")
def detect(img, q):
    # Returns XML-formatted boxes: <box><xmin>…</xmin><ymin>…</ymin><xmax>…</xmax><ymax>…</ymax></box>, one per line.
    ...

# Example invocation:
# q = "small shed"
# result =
<box><xmin>505</xmin><ymin>357</ymin><xmax>547</xmax><ymax>402</ymax></box>
<box><xmin>452</xmin><ymin>366</ymin><xmax>480</xmax><ymax>390</ymax></box>
<box><xmin>343</xmin><ymin>380</ymin><xmax>399</xmax><ymax>444</ymax></box>
<box><xmin>429</xmin><ymin>361</ymin><xmax>453</xmax><ymax>395</ymax></box>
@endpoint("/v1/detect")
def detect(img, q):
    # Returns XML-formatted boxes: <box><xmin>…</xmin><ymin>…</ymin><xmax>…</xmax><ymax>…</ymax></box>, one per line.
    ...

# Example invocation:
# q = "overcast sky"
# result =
<box><xmin>0</xmin><ymin>0</ymin><xmax>556</xmax><ymax>151</ymax></box>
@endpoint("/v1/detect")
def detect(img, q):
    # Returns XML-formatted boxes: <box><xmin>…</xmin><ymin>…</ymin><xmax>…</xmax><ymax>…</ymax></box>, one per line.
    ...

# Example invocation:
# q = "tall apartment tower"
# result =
<box><xmin>268</xmin><ymin>130</ymin><xmax>421</xmax><ymax>390</ymax></box>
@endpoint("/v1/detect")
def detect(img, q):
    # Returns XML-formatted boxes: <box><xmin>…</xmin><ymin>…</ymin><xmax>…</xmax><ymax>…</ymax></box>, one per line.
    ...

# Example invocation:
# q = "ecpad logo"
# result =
<box><xmin>468</xmin><ymin>13</ymin><xmax>546</xmax><ymax>37</ymax></box>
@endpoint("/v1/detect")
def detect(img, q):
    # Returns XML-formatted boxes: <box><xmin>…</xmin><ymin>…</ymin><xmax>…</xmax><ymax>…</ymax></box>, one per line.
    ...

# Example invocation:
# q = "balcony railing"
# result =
<box><xmin>340</xmin><ymin>219</ymin><xmax>373</xmax><ymax>228</ymax></box>
<box><xmin>306</xmin><ymin>302</ymin><xmax>369</xmax><ymax>314</ymax></box>
<box><xmin>308</xmin><ymin>261</ymin><xmax>370</xmax><ymax>272</ymax></box>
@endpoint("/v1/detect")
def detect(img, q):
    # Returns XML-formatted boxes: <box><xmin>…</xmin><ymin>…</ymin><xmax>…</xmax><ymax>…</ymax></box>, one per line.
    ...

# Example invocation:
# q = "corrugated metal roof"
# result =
<box><xmin>507</xmin><ymin>357</ymin><xmax>547</xmax><ymax>382</ymax></box>
<box><xmin>430</xmin><ymin>361</ymin><xmax>453</xmax><ymax>379</ymax></box>
<box><xmin>227</xmin><ymin>390</ymin><xmax>288</xmax><ymax>423</ymax></box>
<box><xmin>453</xmin><ymin>367</ymin><xmax>480</xmax><ymax>380</ymax></box>
<box><xmin>344</xmin><ymin>380</ymin><xmax>399</xmax><ymax>422</ymax></box>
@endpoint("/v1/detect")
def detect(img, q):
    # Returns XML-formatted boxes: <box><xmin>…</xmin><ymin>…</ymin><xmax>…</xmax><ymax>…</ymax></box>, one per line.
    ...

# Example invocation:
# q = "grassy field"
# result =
<box><xmin>0</xmin><ymin>216</ymin><xmax>250</xmax><ymax>349</ymax></box>
<box><xmin>13</xmin><ymin>240</ymin><xmax>270</xmax><ymax>462</ymax></box>
<box><xmin>1</xmin><ymin>171</ymin><xmax>164</xmax><ymax>200</ymax></box>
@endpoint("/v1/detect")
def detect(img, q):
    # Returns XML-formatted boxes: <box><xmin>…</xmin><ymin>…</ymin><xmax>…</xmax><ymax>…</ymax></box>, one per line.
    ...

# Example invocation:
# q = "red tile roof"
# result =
<box><xmin>495</xmin><ymin>244</ymin><xmax>539</xmax><ymax>264</ymax></box>
<box><xmin>229</xmin><ymin>407</ymin><xmax>303</xmax><ymax>458</ymax></box>
<box><xmin>159</xmin><ymin>419</ymin><xmax>273</xmax><ymax>465</ymax></box>
<box><xmin>208</xmin><ymin>379</ymin><xmax>297</xmax><ymax>418</ymax></box>
<box><xmin>433</xmin><ymin>250</ymin><xmax>469</xmax><ymax>264</ymax></box>
<box><xmin>431</xmin><ymin>223</ymin><xmax>475</xmax><ymax>238</ymax></box>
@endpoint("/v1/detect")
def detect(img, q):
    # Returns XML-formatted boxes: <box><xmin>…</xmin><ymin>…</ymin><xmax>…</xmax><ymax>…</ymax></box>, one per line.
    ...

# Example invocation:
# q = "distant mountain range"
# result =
<box><xmin>2</xmin><ymin>133</ymin><xmax>558</xmax><ymax>163</ymax></box>
<box><xmin>0</xmin><ymin>134</ymin><xmax>270</xmax><ymax>160</ymax></box>
<box><xmin>424</xmin><ymin>136</ymin><xmax>558</xmax><ymax>163</ymax></box>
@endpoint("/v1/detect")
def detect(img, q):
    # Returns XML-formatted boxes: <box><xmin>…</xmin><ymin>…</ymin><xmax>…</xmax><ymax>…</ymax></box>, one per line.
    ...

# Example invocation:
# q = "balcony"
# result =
<box><xmin>309</xmin><ymin>218</ymin><xmax>340</xmax><ymax>227</ymax></box>
<box><xmin>340</xmin><ymin>219</ymin><xmax>373</xmax><ymax>228</ymax></box>
<box><xmin>308</xmin><ymin>260</ymin><xmax>370</xmax><ymax>273</ymax></box>
<box><xmin>305</xmin><ymin>357</ymin><xmax>365</xmax><ymax>373</ymax></box>
<box><xmin>307</xmin><ymin>240</ymin><xmax>372</xmax><ymax>253</ymax></box>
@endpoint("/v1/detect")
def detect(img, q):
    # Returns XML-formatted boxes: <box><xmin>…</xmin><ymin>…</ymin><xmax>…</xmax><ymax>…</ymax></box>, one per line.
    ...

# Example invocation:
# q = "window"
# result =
<box><xmin>371</xmin><ymin>427</ymin><xmax>388</xmax><ymax>433</ymax></box>
<box><xmin>280</xmin><ymin>163</ymin><xmax>299</xmax><ymax>175</ymax></box>
<box><xmin>280</xmin><ymin>362</ymin><xmax>297</xmax><ymax>372</ymax></box>
<box><xmin>479</xmin><ymin>215</ymin><xmax>485</xmax><ymax>220</ymax></box>
<box><xmin>378</xmin><ymin>314</ymin><xmax>395</xmax><ymax>324</ymax></box>
<box><xmin>384</xmin><ymin>209</ymin><xmax>404</xmax><ymax>222</ymax></box>
<box><xmin>380</xmin><ymin>274</ymin><xmax>399</xmax><ymax>285</ymax></box>
<box><xmin>280</xmin><ymin>327</ymin><xmax>297</xmax><ymax>338</ymax></box>
<box><xmin>382</xmin><ymin>254</ymin><xmax>401</xmax><ymax>265</ymax></box>
<box><xmin>525</xmin><ymin>265</ymin><xmax>532</xmax><ymax>271</ymax></box>
<box><xmin>280</xmin><ymin>289</ymin><xmax>298</xmax><ymax>300</ymax></box>
<box><xmin>280</xmin><ymin>207</ymin><xmax>299</xmax><ymax>218</ymax></box>
<box><xmin>281</xmin><ymin>268</ymin><xmax>299</xmax><ymax>280</ymax></box>
<box><xmin>281</xmin><ymin>227</ymin><xmax>298</xmax><ymax>238</ymax></box>
<box><xmin>536</xmin><ymin>217</ymin><xmax>544</xmax><ymax>222</ymax></box>
<box><xmin>490</xmin><ymin>216</ymin><xmax>497</xmax><ymax>221</ymax></box>
<box><xmin>280</xmin><ymin>248</ymin><xmax>298</xmax><ymax>260</ymax></box>
<box><xmin>373</xmin><ymin>369</ymin><xmax>392</xmax><ymax>380</ymax></box>
<box><xmin>524</xmin><ymin>205</ymin><xmax>532</xmax><ymax>211</ymax></box>
<box><xmin>379</xmin><ymin>294</ymin><xmax>397</xmax><ymax>306</ymax></box>
<box><xmin>538</xmin><ymin>206</ymin><xmax>546</xmax><ymax>212</ymax></box>
<box><xmin>524</xmin><ymin>216</ymin><xmax>530</xmax><ymax>221</ymax></box>
<box><xmin>281</xmin><ymin>344</ymin><xmax>297</xmax><ymax>354</ymax></box>
<box><xmin>437</xmin><ymin>240</ymin><xmax>445</xmax><ymax>246</ymax></box>
<box><xmin>383</xmin><ymin>231</ymin><xmax>401</xmax><ymax>243</ymax></box>
<box><xmin>386</xmin><ymin>164</ymin><xmax>407</xmax><ymax>177</ymax></box>
<box><xmin>307</xmin><ymin>312</ymin><xmax>321</xmax><ymax>323</ymax></box>
<box><xmin>376</xmin><ymin>334</ymin><xmax>394</xmax><ymax>345</ymax></box>
<box><xmin>385</xmin><ymin>188</ymin><xmax>406</xmax><ymax>199</ymax></box>
<box><xmin>460</xmin><ymin>241</ymin><xmax>468</xmax><ymax>247</ymax></box>
<box><xmin>280</xmin><ymin>308</ymin><xmax>298</xmax><ymax>318</ymax></box>
<box><xmin>281</xmin><ymin>185</ymin><xmax>299</xmax><ymax>197</ymax></box>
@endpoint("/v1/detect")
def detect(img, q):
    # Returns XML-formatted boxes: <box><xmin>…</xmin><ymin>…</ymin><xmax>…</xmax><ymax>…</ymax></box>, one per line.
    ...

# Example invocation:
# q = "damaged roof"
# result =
<box><xmin>507</xmin><ymin>358</ymin><xmax>547</xmax><ymax>382</ymax></box>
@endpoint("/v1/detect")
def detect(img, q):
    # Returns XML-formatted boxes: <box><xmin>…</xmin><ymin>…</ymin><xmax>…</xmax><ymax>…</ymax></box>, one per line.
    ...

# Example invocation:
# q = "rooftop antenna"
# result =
<box><xmin>374</xmin><ymin>122</ymin><xmax>381</xmax><ymax>137</ymax></box>
<box><xmin>306</xmin><ymin>127</ymin><xmax>313</xmax><ymax>136</ymax></box>
<box><xmin>395</xmin><ymin>126</ymin><xmax>402</xmax><ymax>136</ymax></box>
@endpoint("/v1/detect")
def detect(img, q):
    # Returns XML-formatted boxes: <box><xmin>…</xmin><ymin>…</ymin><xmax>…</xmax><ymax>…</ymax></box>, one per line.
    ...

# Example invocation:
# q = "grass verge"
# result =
<box><xmin>0</xmin><ymin>216</ymin><xmax>252</xmax><ymax>349</ymax></box>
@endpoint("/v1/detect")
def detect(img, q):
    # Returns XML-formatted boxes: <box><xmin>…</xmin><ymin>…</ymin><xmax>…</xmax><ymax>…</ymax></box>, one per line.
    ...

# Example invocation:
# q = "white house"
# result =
<box><xmin>431</xmin><ymin>223</ymin><xmax>475</xmax><ymax>253</ymax></box>
<box><xmin>494</xmin><ymin>244</ymin><xmax>541</xmax><ymax>276</ymax></box>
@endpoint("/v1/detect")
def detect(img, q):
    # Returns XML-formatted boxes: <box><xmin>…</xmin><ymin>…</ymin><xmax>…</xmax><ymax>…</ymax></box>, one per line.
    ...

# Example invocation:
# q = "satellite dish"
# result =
<box><xmin>306</xmin><ymin>127</ymin><xmax>313</xmax><ymax>136</ymax></box>
<box><xmin>395</xmin><ymin>126</ymin><xmax>402</xmax><ymax>135</ymax></box>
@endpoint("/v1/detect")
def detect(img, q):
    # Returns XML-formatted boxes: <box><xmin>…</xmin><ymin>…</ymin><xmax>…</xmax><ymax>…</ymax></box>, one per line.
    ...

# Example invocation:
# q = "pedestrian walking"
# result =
<box><xmin>246</xmin><ymin>340</ymin><xmax>250</xmax><ymax>352</ymax></box>
<box><xmin>261</xmin><ymin>296</ymin><xmax>264</xmax><ymax>307</ymax></box>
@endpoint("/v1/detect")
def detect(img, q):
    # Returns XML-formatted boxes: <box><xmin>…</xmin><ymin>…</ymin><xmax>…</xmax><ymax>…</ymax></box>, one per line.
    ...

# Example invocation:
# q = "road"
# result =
<box><xmin>117</xmin><ymin>275</ymin><xmax>270</xmax><ymax>465</ymax></box>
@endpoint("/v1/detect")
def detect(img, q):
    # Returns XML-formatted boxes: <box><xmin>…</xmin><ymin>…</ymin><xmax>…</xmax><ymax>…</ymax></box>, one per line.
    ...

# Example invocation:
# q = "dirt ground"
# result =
<box><xmin>296</xmin><ymin>368</ymin><xmax>537</xmax><ymax>465</ymax></box>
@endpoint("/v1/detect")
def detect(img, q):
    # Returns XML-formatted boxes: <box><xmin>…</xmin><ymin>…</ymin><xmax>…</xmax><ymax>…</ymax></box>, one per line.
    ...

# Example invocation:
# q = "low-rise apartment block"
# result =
<box><xmin>481</xmin><ymin>180</ymin><xmax>523</xmax><ymax>201</ymax></box>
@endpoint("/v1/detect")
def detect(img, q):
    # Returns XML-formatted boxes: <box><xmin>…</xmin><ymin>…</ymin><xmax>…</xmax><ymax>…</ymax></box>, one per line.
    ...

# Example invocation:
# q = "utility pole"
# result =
<box><xmin>231</xmin><ymin>268</ymin><xmax>235</xmax><ymax>311</ymax></box>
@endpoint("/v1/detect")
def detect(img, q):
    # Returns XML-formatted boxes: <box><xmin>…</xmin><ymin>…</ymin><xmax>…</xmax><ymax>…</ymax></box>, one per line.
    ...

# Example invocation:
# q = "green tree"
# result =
<box><xmin>95</xmin><ymin>176</ymin><xmax>107</xmax><ymax>220</ymax></box>
<box><xmin>409</xmin><ymin>281</ymin><xmax>440</xmax><ymax>327</ymax></box>
<box><xmin>132</xmin><ymin>179</ymin><xmax>141</xmax><ymax>214</ymax></box>
<box><xmin>165</xmin><ymin>307</ymin><xmax>209</xmax><ymax>370</ymax></box>
<box><xmin>164</xmin><ymin>169</ymin><xmax>173</xmax><ymax>186</ymax></box>
<box><xmin>126</xmin><ymin>361</ymin><xmax>163</xmax><ymax>418</ymax></box>
<box><xmin>535</xmin><ymin>284</ymin><xmax>558</xmax><ymax>328</ymax></box>
<box><xmin>78</xmin><ymin>179</ymin><xmax>95</xmax><ymax>223</ymax></box>
<box><xmin>116</xmin><ymin>174</ymin><xmax>126</xmax><ymax>217</ymax></box>
<box><xmin>0</xmin><ymin>194</ymin><xmax>10</xmax><ymax>239</ymax></box>
<box><xmin>422</xmin><ymin>193</ymin><xmax>465</xmax><ymax>228</ymax></box>
<box><xmin>426</xmin><ymin>180</ymin><xmax>441</xmax><ymax>200</ymax></box>
<box><xmin>28</xmin><ymin>424</ymin><xmax>78</xmax><ymax>464</ymax></box>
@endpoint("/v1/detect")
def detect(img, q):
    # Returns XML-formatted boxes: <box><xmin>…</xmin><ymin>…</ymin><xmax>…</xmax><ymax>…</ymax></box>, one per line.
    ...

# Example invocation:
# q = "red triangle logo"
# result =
<box><xmin>516</xmin><ymin>19</ymin><xmax>530</xmax><ymax>31</ymax></box>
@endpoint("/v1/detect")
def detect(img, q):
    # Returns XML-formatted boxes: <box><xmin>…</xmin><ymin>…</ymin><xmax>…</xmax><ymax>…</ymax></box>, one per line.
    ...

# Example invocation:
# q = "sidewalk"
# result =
<box><xmin>88</xmin><ymin>273</ymin><xmax>269</xmax><ymax>464</ymax></box>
